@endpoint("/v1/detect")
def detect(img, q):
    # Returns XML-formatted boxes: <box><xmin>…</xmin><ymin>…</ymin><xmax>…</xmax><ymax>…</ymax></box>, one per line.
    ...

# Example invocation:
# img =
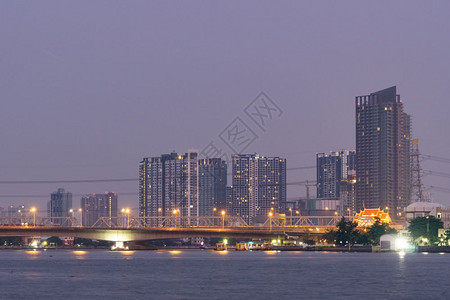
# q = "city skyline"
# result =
<box><xmin>2</xmin><ymin>2</ymin><xmax>450</xmax><ymax>299</ymax></box>
<box><xmin>2</xmin><ymin>1</ymin><xmax>450</xmax><ymax>210</ymax></box>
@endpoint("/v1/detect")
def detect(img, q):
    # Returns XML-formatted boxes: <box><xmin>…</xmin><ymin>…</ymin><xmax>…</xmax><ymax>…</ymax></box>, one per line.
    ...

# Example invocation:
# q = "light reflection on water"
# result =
<box><xmin>72</xmin><ymin>250</ymin><xmax>87</xmax><ymax>260</ymax></box>
<box><xmin>25</xmin><ymin>250</ymin><xmax>40</xmax><ymax>255</ymax></box>
<box><xmin>24</xmin><ymin>249</ymin><xmax>40</xmax><ymax>260</ymax></box>
<box><xmin>1</xmin><ymin>250</ymin><xmax>449</xmax><ymax>299</ymax></box>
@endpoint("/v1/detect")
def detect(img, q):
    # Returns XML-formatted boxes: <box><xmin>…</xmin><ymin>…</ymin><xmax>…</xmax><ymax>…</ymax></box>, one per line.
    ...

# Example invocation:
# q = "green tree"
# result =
<box><xmin>323</xmin><ymin>217</ymin><xmax>359</xmax><ymax>246</ymax></box>
<box><xmin>367</xmin><ymin>217</ymin><xmax>397</xmax><ymax>245</ymax></box>
<box><xmin>46</xmin><ymin>236</ymin><xmax>63</xmax><ymax>246</ymax></box>
<box><xmin>408</xmin><ymin>216</ymin><xmax>443</xmax><ymax>245</ymax></box>
<box><xmin>0</xmin><ymin>237</ymin><xmax>24</xmax><ymax>246</ymax></box>
<box><xmin>355</xmin><ymin>231</ymin><xmax>370</xmax><ymax>245</ymax></box>
<box><xmin>442</xmin><ymin>229</ymin><xmax>450</xmax><ymax>246</ymax></box>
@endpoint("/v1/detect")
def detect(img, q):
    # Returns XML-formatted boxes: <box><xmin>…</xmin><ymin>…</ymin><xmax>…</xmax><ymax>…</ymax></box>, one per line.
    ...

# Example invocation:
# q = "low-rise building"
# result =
<box><xmin>405</xmin><ymin>202</ymin><xmax>450</xmax><ymax>228</ymax></box>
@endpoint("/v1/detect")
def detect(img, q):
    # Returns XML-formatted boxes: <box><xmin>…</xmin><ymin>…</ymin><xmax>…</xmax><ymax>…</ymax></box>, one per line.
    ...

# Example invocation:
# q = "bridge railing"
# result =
<box><xmin>0</xmin><ymin>216</ymin><xmax>77</xmax><ymax>227</ymax></box>
<box><xmin>263</xmin><ymin>216</ymin><xmax>359</xmax><ymax>228</ymax></box>
<box><xmin>0</xmin><ymin>215</ymin><xmax>361</xmax><ymax>230</ymax></box>
<box><xmin>91</xmin><ymin>216</ymin><xmax>249</xmax><ymax>228</ymax></box>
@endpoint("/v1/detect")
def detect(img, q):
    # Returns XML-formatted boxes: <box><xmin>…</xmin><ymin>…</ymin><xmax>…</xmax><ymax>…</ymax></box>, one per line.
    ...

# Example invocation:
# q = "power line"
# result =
<box><xmin>0</xmin><ymin>165</ymin><xmax>316</xmax><ymax>185</ymax></box>
<box><xmin>286</xmin><ymin>166</ymin><xmax>315</xmax><ymax>171</ymax></box>
<box><xmin>424</xmin><ymin>185</ymin><xmax>450</xmax><ymax>194</ymax></box>
<box><xmin>0</xmin><ymin>178</ymin><xmax>138</xmax><ymax>184</ymax></box>
<box><xmin>421</xmin><ymin>154</ymin><xmax>450</xmax><ymax>164</ymax></box>
<box><xmin>423</xmin><ymin>170</ymin><xmax>450</xmax><ymax>179</ymax></box>
<box><xmin>0</xmin><ymin>179</ymin><xmax>318</xmax><ymax>198</ymax></box>
<box><xmin>0</xmin><ymin>192</ymin><xmax>139</xmax><ymax>198</ymax></box>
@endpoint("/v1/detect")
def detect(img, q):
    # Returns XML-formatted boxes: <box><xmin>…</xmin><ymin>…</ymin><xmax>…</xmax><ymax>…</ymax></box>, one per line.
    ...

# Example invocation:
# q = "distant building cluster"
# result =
<box><xmin>137</xmin><ymin>86</ymin><xmax>418</xmax><ymax>223</ymax></box>
<box><xmin>308</xmin><ymin>86</ymin><xmax>412</xmax><ymax>219</ymax></box>
<box><xmin>0</xmin><ymin>205</ymin><xmax>28</xmax><ymax>218</ymax></box>
<box><xmin>46</xmin><ymin>188</ymin><xmax>118</xmax><ymax>226</ymax></box>
<box><xmin>139</xmin><ymin>152</ymin><xmax>286</xmax><ymax>225</ymax></box>
<box><xmin>80</xmin><ymin>192</ymin><xmax>118</xmax><ymax>227</ymax></box>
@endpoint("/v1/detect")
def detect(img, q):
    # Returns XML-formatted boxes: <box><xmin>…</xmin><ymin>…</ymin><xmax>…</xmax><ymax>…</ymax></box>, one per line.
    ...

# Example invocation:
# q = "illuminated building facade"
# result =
<box><xmin>231</xmin><ymin>154</ymin><xmax>286</xmax><ymax>224</ymax></box>
<box><xmin>316</xmin><ymin>150</ymin><xmax>355</xmax><ymax>199</ymax></box>
<box><xmin>47</xmin><ymin>188</ymin><xmax>72</xmax><ymax>225</ymax></box>
<box><xmin>226</xmin><ymin>186</ymin><xmax>233</xmax><ymax>213</ymax></box>
<box><xmin>355</xmin><ymin>86</ymin><xmax>411</xmax><ymax>217</ymax></box>
<box><xmin>80</xmin><ymin>192</ymin><xmax>118</xmax><ymax>227</ymax></box>
<box><xmin>339</xmin><ymin>174</ymin><xmax>356</xmax><ymax>215</ymax></box>
<box><xmin>198</xmin><ymin>158</ymin><xmax>227</xmax><ymax>216</ymax></box>
<box><xmin>139</xmin><ymin>151</ymin><xmax>199</xmax><ymax>224</ymax></box>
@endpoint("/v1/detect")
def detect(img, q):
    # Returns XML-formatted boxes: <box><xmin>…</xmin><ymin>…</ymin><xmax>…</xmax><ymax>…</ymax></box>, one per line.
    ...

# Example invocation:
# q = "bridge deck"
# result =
<box><xmin>0</xmin><ymin>226</ymin><xmax>329</xmax><ymax>242</ymax></box>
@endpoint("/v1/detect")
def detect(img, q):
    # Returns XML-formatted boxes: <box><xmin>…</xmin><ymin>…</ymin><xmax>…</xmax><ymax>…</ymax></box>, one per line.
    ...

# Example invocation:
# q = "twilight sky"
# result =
<box><xmin>1</xmin><ymin>0</ymin><xmax>450</xmax><ymax>213</ymax></box>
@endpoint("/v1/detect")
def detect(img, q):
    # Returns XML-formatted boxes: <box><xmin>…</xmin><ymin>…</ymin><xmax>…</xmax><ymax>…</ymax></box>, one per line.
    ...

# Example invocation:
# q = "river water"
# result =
<box><xmin>0</xmin><ymin>249</ymin><xmax>449</xmax><ymax>299</ymax></box>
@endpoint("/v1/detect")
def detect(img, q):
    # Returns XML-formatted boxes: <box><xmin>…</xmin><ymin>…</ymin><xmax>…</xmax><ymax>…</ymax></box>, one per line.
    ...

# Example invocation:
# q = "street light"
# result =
<box><xmin>30</xmin><ymin>207</ymin><xmax>36</xmax><ymax>227</ymax></box>
<box><xmin>68</xmin><ymin>209</ymin><xmax>74</xmax><ymax>226</ymax></box>
<box><xmin>78</xmin><ymin>208</ymin><xmax>83</xmax><ymax>227</ymax></box>
<box><xmin>289</xmin><ymin>208</ymin><xmax>293</xmax><ymax>226</ymax></box>
<box><xmin>221</xmin><ymin>210</ymin><xmax>226</xmax><ymax>229</ymax></box>
<box><xmin>213</xmin><ymin>207</ymin><xmax>217</xmax><ymax>225</ymax></box>
<box><xmin>172</xmin><ymin>209</ymin><xmax>180</xmax><ymax>227</ymax></box>
<box><xmin>268</xmin><ymin>211</ymin><xmax>273</xmax><ymax>232</ymax></box>
<box><xmin>121</xmin><ymin>208</ymin><xmax>131</xmax><ymax>228</ymax></box>
<box><xmin>126</xmin><ymin>208</ymin><xmax>131</xmax><ymax>228</ymax></box>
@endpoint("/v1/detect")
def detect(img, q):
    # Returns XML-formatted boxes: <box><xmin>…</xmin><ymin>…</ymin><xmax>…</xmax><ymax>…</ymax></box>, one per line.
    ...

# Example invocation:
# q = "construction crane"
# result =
<box><xmin>286</xmin><ymin>180</ymin><xmax>317</xmax><ymax>200</ymax></box>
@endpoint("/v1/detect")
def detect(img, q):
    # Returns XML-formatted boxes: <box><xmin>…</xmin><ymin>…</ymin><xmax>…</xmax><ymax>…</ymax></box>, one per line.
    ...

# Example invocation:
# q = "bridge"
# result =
<box><xmin>0</xmin><ymin>215</ymin><xmax>358</xmax><ymax>242</ymax></box>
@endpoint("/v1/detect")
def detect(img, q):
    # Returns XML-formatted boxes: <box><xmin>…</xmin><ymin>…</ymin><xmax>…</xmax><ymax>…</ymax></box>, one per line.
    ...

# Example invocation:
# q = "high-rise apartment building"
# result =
<box><xmin>139</xmin><ymin>151</ymin><xmax>199</xmax><ymax>225</ymax></box>
<box><xmin>198</xmin><ymin>158</ymin><xmax>227</xmax><ymax>216</ymax></box>
<box><xmin>317</xmin><ymin>150</ymin><xmax>355</xmax><ymax>199</ymax></box>
<box><xmin>48</xmin><ymin>188</ymin><xmax>72</xmax><ymax>225</ymax></box>
<box><xmin>355</xmin><ymin>86</ymin><xmax>411</xmax><ymax>217</ymax></box>
<box><xmin>339</xmin><ymin>174</ymin><xmax>357</xmax><ymax>215</ymax></box>
<box><xmin>80</xmin><ymin>192</ymin><xmax>118</xmax><ymax>227</ymax></box>
<box><xmin>231</xmin><ymin>154</ymin><xmax>286</xmax><ymax>224</ymax></box>
<box><xmin>226</xmin><ymin>186</ymin><xmax>233</xmax><ymax>213</ymax></box>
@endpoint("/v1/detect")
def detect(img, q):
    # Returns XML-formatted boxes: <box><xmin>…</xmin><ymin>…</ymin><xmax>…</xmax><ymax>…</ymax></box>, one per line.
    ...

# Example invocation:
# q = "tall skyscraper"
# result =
<box><xmin>80</xmin><ymin>192</ymin><xmax>118</xmax><ymax>227</ymax></box>
<box><xmin>48</xmin><ymin>188</ymin><xmax>72</xmax><ymax>225</ymax></box>
<box><xmin>198</xmin><ymin>158</ymin><xmax>227</xmax><ymax>216</ymax></box>
<box><xmin>139</xmin><ymin>151</ymin><xmax>198</xmax><ymax>225</ymax></box>
<box><xmin>355</xmin><ymin>86</ymin><xmax>411</xmax><ymax>217</ymax></box>
<box><xmin>231</xmin><ymin>154</ymin><xmax>286</xmax><ymax>224</ymax></box>
<box><xmin>317</xmin><ymin>150</ymin><xmax>355</xmax><ymax>199</ymax></box>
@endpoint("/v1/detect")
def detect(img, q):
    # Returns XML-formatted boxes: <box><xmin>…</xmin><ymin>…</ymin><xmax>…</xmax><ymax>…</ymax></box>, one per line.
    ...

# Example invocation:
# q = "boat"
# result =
<box><xmin>235</xmin><ymin>242</ymin><xmax>248</xmax><ymax>251</ymax></box>
<box><xmin>215</xmin><ymin>243</ymin><xmax>227</xmax><ymax>251</ymax></box>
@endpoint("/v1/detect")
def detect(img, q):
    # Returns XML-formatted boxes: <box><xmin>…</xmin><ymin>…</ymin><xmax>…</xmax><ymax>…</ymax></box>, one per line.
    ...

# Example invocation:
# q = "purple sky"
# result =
<box><xmin>1</xmin><ymin>1</ymin><xmax>450</xmax><ymax>214</ymax></box>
